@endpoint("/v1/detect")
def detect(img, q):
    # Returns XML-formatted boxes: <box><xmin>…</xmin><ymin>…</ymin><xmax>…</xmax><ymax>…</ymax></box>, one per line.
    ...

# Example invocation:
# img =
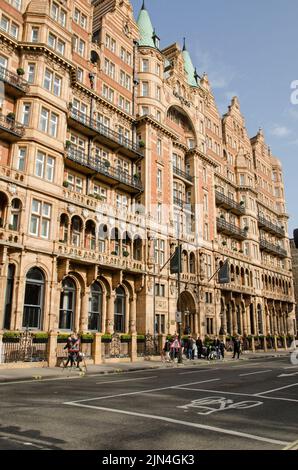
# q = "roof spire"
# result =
<box><xmin>183</xmin><ymin>37</ymin><xmax>186</xmax><ymax>51</ymax></box>
<box><xmin>137</xmin><ymin>1</ymin><xmax>156</xmax><ymax>48</ymax></box>
<box><xmin>141</xmin><ymin>0</ymin><xmax>146</xmax><ymax>10</ymax></box>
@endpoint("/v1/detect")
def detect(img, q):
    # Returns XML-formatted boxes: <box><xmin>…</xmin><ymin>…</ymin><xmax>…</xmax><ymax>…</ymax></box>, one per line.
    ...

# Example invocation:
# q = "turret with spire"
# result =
<box><xmin>137</xmin><ymin>1</ymin><xmax>158</xmax><ymax>48</ymax></box>
<box><xmin>182</xmin><ymin>38</ymin><xmax>198</xmax><ymax>87</ymax></box>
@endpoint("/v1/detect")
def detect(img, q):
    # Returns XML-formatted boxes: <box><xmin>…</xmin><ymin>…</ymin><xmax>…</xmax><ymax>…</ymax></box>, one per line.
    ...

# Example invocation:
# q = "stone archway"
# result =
<box><xmin>177</xmin><ymin>291</ymin><xmax>197</xmax><ymax>335</ymax></box>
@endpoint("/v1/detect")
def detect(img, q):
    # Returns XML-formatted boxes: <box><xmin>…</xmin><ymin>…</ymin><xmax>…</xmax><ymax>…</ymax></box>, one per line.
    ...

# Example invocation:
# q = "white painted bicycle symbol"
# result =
<box><xmin>178</xmin><ymin>396</ymin><xmax>263</xmax><ymax>415</ymax></box>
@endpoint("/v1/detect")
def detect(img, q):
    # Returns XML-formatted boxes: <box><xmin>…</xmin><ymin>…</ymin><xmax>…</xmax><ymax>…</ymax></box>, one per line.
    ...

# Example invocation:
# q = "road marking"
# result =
<box><xmin>175</xmin><ymin>387</ymin><xmax>298</xmax><ymax>403</ymax></box>
<box><xmin>283</xmin><ymin>366</ymin><xmax>298</xmax><ymax>370</ymax></box>
<box><xmin>64</xmin><ymin>402</ymin><xmax>289</xmax><ymax>447</ymax></box>
<box><xmin>255</xmin><ymin>383</ymin><xmax>298</xmax><ymax>396</ymax></box>
<box><xmin>95</xmin><ymin>376</ymin><xmax>157</xmax><ymax>384</ymax></box>
<box><xmin>66</xmin><ymin>379</ymin><xmax>220</xmax><ymax>404</ymax></box>
<box><xmin>239</xmin><ymin>370</ymin><xmax>272</xmax><ymax>377</ymax></box>
<box><xmin>278</xmin><ymin>372</ymin><xmax>298</xmax><ymax>378</ymax></box>
<box><xmin>179</xmin><ymin>369</ymin><xmax>220</xmax><ymax>375</ymax></box>
<box><xmin>178</xmin><ymin>396</ymin><xmax>263</xmax><ymax>415</ymax></box>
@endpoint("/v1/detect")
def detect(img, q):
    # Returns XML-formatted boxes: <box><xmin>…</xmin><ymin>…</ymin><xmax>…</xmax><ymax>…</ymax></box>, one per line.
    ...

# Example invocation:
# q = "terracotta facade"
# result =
<box><xmin>0</xmin><ymin>0</ymin><xmax>296</xmax><ymax>352</ymax></box>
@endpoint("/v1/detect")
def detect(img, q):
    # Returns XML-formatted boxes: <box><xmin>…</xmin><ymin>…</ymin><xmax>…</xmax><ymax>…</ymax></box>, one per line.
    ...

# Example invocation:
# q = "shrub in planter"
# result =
<box><xmin>65</xmin><ymin>140</ymin><xmax>71</xmax><ymax>148</ymax></box>
<box><xmin>122</xmin><ymin>250</ymin><xmax>129</xmax><ymax>257</ymax></box>
<box><xmin>16</xmin><ymin>67</ymin><xmax>25</xmax><ymax>76</ymax></box>
<box><xmin>32</xmin><ymin>332</ymin><xmax>49</xmax><ymax>343</ymax></box>
<box><xmin>111</xmin><ymin>251</ymin><xmax>117</xmax><ymax>256</ymax></box>
<box><xmin>137</xmin><ymin>334</ymin><xmax>145</xmax><ymax>342</ymax></box>
<box><xmin>138</xmin><ymin>140</ymin><xmax>145</xmax><ymax>148</ymax></box>
<box><xmin>57</xmin><ymin>333</ymin><xmax>71</xmax><ymax>343</ymax></box>
<box><xmin>103</xmin><ymin>160</ymin><xmax>110</xmax><ymax>168</ymax></box>
<box><xmin>6</xmin><ymin>112</ymin><xmax>15</xmax><ymax>122</ymax></box>
<box><xmin>3</xmin><ymin>331</ymin><xmax>21</xmax><ymax>343</ymax></box>
<box><xmin>80</xmin><ymin>333</ymin><xmax>94</xmax><ymax>343</ymax></box>
<box><xmin>63</xmin><ymin>180</ymin><xmax>69</xmax><ymax>188</ymax></box>
<box><xmin>101</xmin><ymin>334</ymin><xmax>112</xmax><ymax>343</ymax></box>
<box><xmin>120</xmin><ymin>334</ymin><xmax>132</xmax><ymax>342</ymax></box>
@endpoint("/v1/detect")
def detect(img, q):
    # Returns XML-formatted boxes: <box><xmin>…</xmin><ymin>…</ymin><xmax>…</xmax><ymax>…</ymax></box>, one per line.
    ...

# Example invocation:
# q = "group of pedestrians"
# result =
<box><xmin>162</xmin><ymin>334</ymin><xmax>242</xmax><ymax>362</ymax></box>
<box><xmin>64</xmin><ymin>332</ymin><xmax>82</xmax><ymax>368</ymax></box>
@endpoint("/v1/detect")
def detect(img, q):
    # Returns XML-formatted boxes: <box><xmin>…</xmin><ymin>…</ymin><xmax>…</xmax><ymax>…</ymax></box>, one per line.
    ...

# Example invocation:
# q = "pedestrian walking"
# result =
<box><xmin>162</xmin><ymin>338</ymin><xmax>171</xmax><ymax>362</ymax></box>
<box><xmin>219</xmin><ymin>340</ymin><xmax>225</xmax><ymax>359</ymax></box>
<box><xmin>232</xmin><ymin>335</ymin><xmax>241</xmax><ymax>359</ymax></box>
<box><xmin>196</xmin><ymin>336</ymin><xmax>203</xmax><ymax>358</ymax></box>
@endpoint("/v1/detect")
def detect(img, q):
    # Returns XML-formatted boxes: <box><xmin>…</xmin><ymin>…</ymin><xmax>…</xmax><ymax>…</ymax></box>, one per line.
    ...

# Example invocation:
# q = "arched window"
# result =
<box><xmin>98</xmin><ymin>224</ymin><xmax>108</xmax><ymax>253</ymax></box>
<box><xmin>88</xmin><ymin>282</ymin><xmax>102</xmax><ymax>331</ymax></box>
<box><xmin>85</xmin><ymin>220</ymin><xmax>96</xmax><ymax>250</ymax></box>
<box><xmin>133</xmin><ymin>235</ymin><xmax>142</xmax><ymax>261</ymax></box>
<box><xmin>0</xmin><ymin>191</ymin><xmax>8</xmax><ymax>228</ymax></box>
<box><xmin>10</xmin><ymin>199</ymin><xmax>22</xmax><ymax>231</ymax></box>
<box><xmin>71</xmin><ymin>216</ymin><xmax>83</xmax><ymax>247</ymax></box>
<box><xmin>59</xmin><ymin>278</ymin><xmax>76</xmax><ymax>330</ymax></box>
<box><xmin>257</xmin><ymin>305</ymin><xmax>263</xmax><ymax>334</ymax></box>
<box><xmin>3</xmin><ymin>264</ymin><xmax>15</xmax><ymax>329</ymax></box>
<box><xmin>114</xmin><ymin>286</ymin><xmax>126</xmax><ymax>333</ymax></box>
<box><xmin>182</xmin><ymin>250</ymin><xmax>188</xmax><ymax>273</ymax></box>
<box><xmin>250</xmin><ymin>304</ymin><xmax>255</xmax><ymax>335</ymax></box>
<box><xmin>122</xmin><ymin>231</ymin><xmax>132</xmax><ymax>257</ymax></box>
<box><xmin>23</xmin><ymin>267</ymin><xmax>45</xmax><ymax>329</ymax></box>
<box><xmin>111</xmin><ymin>227</ymin><xmax>120</xmax><ymax>255</ymax></box>
<box><xmin>189</xmin><ymin>252</ymin><xmax>196</xmax><ymax>274</ymax></box>
<box><xmin>59</xmin><ymin>214</ymin><xmax>69</xmax><ymax>243</ymax></box>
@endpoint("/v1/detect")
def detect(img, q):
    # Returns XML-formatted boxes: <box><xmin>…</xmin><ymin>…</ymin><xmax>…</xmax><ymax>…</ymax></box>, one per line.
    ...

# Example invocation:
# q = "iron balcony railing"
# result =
<box><xmin>217</xmin><ymin>217</ymin><xmax>248</xmax><ymax>240</ymax></box>
<box><xmin>0</xmin><ymin>113</ymin><xmax>25</xmax><ymax>138</ymax></box>
<box><xmin>173</xmin><ymin>166</ymin><xmax>194</xmax><ymax>183</ymax></box>
<box><xmin>258</xmin><ymin>216</ymin><xmax>285</xmax><ymax>238</ymax></box>
<box><xmin>259</xmin><ymin>239</ymin><xmax>287</xmax><ymax>258</ymax></box>
<box><xmin>66</xmin><ymin>147</ymin><xmax>143</xmax><ymax>192</ymax></box>
<box><xmin>69</xmin><ymin>108</ymin><xmax>143</xmax><ymax>157</ymax></box>
<box><xmin>173</xmin><ymin>196</ymin><xmax>194</xmax><ymax>214</ymax></box>
<box><xmin>0</xmin><ymin>66</ymin><xmax>29</xmax><ymax>93</ymax></box>
<box><xmin>215</xmin><ymin>191</ymin><xmax>245</xmax><ymax>215</ymax></box>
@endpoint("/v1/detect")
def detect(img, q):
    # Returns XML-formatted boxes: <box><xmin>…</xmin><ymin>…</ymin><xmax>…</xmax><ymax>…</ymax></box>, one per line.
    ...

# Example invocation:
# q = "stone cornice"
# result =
<box><xmin>188</xmin><ymin>148</ymin><xmax>218</xmax><ymax>168</ymax></box>
<box><xmin>135</xmin><ymin>114</ymin><xmax>179</xmax><ymax>139</ymax></box>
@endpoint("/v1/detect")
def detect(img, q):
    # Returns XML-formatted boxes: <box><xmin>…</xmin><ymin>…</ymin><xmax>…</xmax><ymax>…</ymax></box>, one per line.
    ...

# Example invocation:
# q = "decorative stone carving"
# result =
<box><xmin>67</xmin><ymin>204</ymin><xmax>76</xmax><ymax>215</ymax></box>
<box><xmin>7</xmin><ymin>183</ymin><xmax>17</xmax><ymax>195</ymax></box>
<box><xmin>82</xmin><ymin>208</ymin><xmax>89</xmax><ymax>218</ymax></box>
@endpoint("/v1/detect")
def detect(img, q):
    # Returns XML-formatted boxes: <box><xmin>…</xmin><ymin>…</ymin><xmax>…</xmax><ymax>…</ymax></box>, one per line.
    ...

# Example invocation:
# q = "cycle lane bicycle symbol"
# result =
<box><xmin>178</xmin><ymin>397</ymin><xmax>263</xmax><ymax>415</ymax></box>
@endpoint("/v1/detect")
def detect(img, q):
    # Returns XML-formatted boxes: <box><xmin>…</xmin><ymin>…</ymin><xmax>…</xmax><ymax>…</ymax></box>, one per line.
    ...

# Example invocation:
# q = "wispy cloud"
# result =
<box><xmin>194</xmin><ymin>46</ymin><xmax>238</xmax><ymax>90</ymax></box>
<box><xmin>270</xmin><ymin>125</ymin><xmax>291</xmax><ymax>138</ymax></box>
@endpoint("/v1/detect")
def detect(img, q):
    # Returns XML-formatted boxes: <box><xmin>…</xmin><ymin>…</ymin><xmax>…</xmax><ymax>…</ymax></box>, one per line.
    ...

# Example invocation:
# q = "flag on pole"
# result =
<box><xmin>170</xmin><ymin>245</ymin><xmax>182</xmax><ymax>274</ymax></box>
<box><xmin>218</xmin><ymin>259</ymin><xmax>230</xmax><ymax>284</ymax></box>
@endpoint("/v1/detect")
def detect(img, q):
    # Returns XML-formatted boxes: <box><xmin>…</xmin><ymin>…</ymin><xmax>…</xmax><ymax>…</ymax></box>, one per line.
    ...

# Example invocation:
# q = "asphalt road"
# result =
<box><xmin>0</xmin><ymin>357</ymin><xmax>297</xmax><ymax>451</ymax></box>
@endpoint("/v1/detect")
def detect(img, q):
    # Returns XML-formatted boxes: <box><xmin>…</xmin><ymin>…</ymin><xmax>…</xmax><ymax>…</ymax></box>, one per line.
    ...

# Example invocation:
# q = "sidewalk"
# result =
<box><xmin>0</xmin><ymin>350</ymin><xmax>290</xmax><ymax>383</ymax></box>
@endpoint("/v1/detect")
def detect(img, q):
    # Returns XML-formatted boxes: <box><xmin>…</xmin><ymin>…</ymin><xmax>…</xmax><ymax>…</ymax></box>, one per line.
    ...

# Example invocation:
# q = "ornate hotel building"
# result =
<box><xmin>0</xmin><ymin>0</ymin><xmax>296</xmax><ymax>354</ymax></box>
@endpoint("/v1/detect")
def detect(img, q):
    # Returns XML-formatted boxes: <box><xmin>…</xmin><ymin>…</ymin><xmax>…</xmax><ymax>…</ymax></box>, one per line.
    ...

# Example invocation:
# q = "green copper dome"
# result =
<box><xmin>182</xmin><ymin>38</ymin><xmax>198</xmax><ymax>87</ymax></box>
<box><xmin>137</xmin><ymin>1</ymin><xmax>156</xmax><ymax>48</ymax></box>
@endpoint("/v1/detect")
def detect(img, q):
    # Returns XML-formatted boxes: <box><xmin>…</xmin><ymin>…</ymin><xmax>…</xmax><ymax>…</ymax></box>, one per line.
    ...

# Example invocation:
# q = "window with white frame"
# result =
<box><xmin>141</xmin><ymin>81</ymin><xmax>149</xmax><ymax>97</ymax></box>
<box><xmin>154</xmin><ymin>239</ymin><xmax>165</xmax><ymax>266</ymax></box>
<box><xmin>48</xmin><ymin>32</ymin><xmax>65</xmax><ymax>55</ymax></box>
<box><xmin>157</xmin><ymin>139</ymin><xmax>162</xmax><ymax>157</ymax></box>
<box><xmin>0</xmin><ymin>15</ymin><xmax>19</xmax><ymax>39</ymax></box>
<box><xmin>67</xmin><ymin>173</ymin><xmax>83</xmax><ymax>193</ymax></box>
<box><xmin>116</xmin><ymin>193</ymin><xmax>129</xmax><ymax>210</ymax></box>
<box><xmin>29</xmin><ymin>199</ymin><xmax>52</xmax><ymax>239</ymax></box>
<box><xmin>157</xmin><ymin>168</ymin><xmax>162</xmax><ymax>190</ymax></box>
<box><xmin>43</xmin><ymin>68</ymin><xmax>62</xmax><ymax>96</ymax></box>
<box><xmin>51</xmin><ymin>2</ymin><xmax>66</xmax><ymax>26</ymax></box>
<box><xmin>31</xmin><ymin>27</ymin><xmax>39</xmax><ymax>42</ymax></box>
<box><xmin>27</xmin><ymin>63</ymin><xmax>35</xmax><ymax>84</ymax></box>
<box><xmin>105</xmin><ymin>34</ymin><xmax>116</xmax><ymax>53</ymax></box>
<box><xmin>93</xmin><ymin>184</ymin><xmax>107</xmax><ymax>201</ymax></box>
<box><xmin>35</xmin><ymin>151</ymin><xmax>55</xmax><ymax>182</ymax></box>
<box><xmin>17</xmin><ymin>147</ymin><xmax>26</xmax><ymax>171</ymax></box>
<box><xmin>39</xmin><ymin>107</ymin><xmax>58</xmax><ymax>137</ymax></box>
<box><xmin>141</xmin><ymin>59</ymin><xmax>149</xmax><ymax>72</ymax></box>
<box><xmin>22</xmin><ymin>103</ymin><xmax>31</xmax><ymax>126</ymax></box>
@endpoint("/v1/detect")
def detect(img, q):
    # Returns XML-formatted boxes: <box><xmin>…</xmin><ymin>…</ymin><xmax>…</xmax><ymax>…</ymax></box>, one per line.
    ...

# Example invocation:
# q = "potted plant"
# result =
<box><xmin>243</xmin><ymin>226</ymin><xmax>249</xmax><ymax>231</ymax></box>
<box><xmin>220</xmin><ymin>214</ymin><xmax>225</xmax><ymax>219</ymax></box>
<box><xmin>103</xmin><ymin>160</ymin><xmax>110</xmax><ymax>168</ymax></box>
<box><xmin>6</xmin><ymin>112</ymin><xmax>15</xmax><ymax>123</ymax></box>
<box><xmin>139</xmin><ymin>140</ymin><xmax>145</xmax><ymax>148</ymax></box>
<box><xmin>32</xmin><ymin>332</ymin><xmax>49</xmax><ymax>343</ymax></box>
<box><xmin>16</xmin><ymin>67</ymin><xmax>25</xmax><ymax>76</ymax></box>
<box><xmin>2</xmin><ymin>331</ymin><xmax>21</xmax><ymax>343</ymax></box>
<box><xmin>80</xmin><ymin>333</ymin><xmax>94</xmax><ymax>343</ymax></box>
<box><xmin>122</xmin><ymin>250</ymin><xmax>129</xmax><ymax>257</ymax></box>
<box><xmin>137</xmin><ymin>334</ymin><xmax>145</xmax><ymax>342</ymax></box>
<box><xmin>65</xmin><ymin>140</ymin><xmax>71</xmax><ymax>148</ymax></box>
<box><xmin>222</xmin><ymin>241</ymin><xmax>227</xmax><ymax>246</ymax></box>
<box><xmin>57</xmin><ymin>333</ymin><xmax>71</xmax><ymax>343</ymax></box>
<box><xmin>240</xmin><ymin>200</ymin><xmax>245</xmax><ymax>205</ymax></box>
<box><xmin>120</xmin><ymin>334</ymin><xmax>132</xmax><ymax>343</ymax></box>
<box><xmin>63</xmin><ymin>180</ymin><xmax>69</xmax><ymax>188</ymax></box>
<box><xmin>111</xmin><ymin>250</ymin><xmax>117</xmax><ymax>255</ymax></box>
<box><xmin>101</xmin><ymin>334</ymin><xmax>112</xmax><ymax>343</ymax></box>
<box><xmin>239</xmin><ymin>249</ymin><xmax>243</xmax><ymax>253</ymax></box>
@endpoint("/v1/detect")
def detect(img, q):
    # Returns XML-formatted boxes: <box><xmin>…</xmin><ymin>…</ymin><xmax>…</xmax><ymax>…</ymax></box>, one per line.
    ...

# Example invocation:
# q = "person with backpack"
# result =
<box><xmin>170</xmin><ymin>335</ymin><xmax>182</xmax><ymax>362</ymax></box>
<box><xmin>162</xmin><ymin>338</ymin><xmax>171</xmax><ymax>362</ymax></box>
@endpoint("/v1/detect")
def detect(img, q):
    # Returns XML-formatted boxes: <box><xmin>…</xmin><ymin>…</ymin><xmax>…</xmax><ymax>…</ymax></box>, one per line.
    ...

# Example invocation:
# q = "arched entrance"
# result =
<box><xmin>177</xmin><ymin>291</ymin><xmax>196</xmax><ymax>335</ymax></box>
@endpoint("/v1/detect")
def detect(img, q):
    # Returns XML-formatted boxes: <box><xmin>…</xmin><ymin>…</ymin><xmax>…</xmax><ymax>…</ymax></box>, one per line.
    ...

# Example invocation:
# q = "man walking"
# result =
<box><xmin>232</xmin><ymin>335</ymin><xmax>241</xmax><ymax>359</ymax></box>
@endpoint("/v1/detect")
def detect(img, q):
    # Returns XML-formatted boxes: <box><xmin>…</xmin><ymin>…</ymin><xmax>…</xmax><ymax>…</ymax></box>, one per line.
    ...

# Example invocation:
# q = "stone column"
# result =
<box><xmin>92</xmin><ymin>333</ymin><xmax>102</xmax><ymax>364</ymax></box>
<box><xmin>273</xmin><ymin>335</ymin><xmax>278</xmax><ymax>351</ymax></box>
<box><xmin>129</xmin><ymin>295</ymin><xmax>137</xmax><ymax>334</ymax></box>
<box><xmin>0</xmin><ymin>330</ymin><xmax>3</xmax><ymax>364</ymax></box>
<box><xmin>14</xmin><ymin>276</ymin><xmax>25</xmax><ymax>330</ymax></box>
<box><xmin>251</xmin><ymin>336</ymin><xmax>255</xmax><ymax>352</ymax></box>
<box><xmin>194</xmin><ymin>313</ymin><xmax>199</xmax><ymax>337</ymax></box>
<box><xmin>106</xmin><ymin>292</ymin><xmax>115</xmax><ymax>334</ymax></box>
<box><xmin>79</xmin><ymin>288</ymin><xmax>89</xmax><ymax>332</ymax></box>
<box><xmin>101</xmin><ymin>291</ymin><xmax>107</xmax><ymax>333</ymax></box>
<box><xmin>47</xmin><ymin>331</ymin><xmax>58</xmax><ymax>368</ymax></box>
<box><xmin>283</xmin><ymin>335</ymin><xmax>287</xmax><ymax>350</ymax></box>
<box><xmin>130</xmin><ymin>334</ymin><xmax>137</xmax><ymax>362</ymax></box>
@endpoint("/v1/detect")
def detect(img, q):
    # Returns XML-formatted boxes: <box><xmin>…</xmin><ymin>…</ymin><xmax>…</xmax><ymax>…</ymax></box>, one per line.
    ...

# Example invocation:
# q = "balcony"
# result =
<box><xmin>215</xmin><ymin>191</ymin><xmax>245</xmax><ymax>215</ymax></box>
<box><xmin>54</xmin><ymin>242</ymin><xmax>145</xmax><ymax>273</ymax></box>
<box><xmin>258</xmin><ymin>216</ymin><xmax>285</xmax><ymax>238</ymax></box>
<box><xmin>0</xmin><ymin>67</ymin><xmax>29</xmax><ymax>97</ymax></box>
<box><xmin>173</xmin><ymin>166</ymin><xmax>194</xmax><ymax>184</ymax></box>
<box><xmin>260</xmin><ymin>239</ymin><xmax>287</xmax><ymax>258</ymax></box>
<box><xmin>217</xmin><ymin>217</ymin><xmax>248</xmax><ymax>240</ymax></box>
<box><xmin>0</xmin><ymin>113</ymin><xmax>25</xmax><ymax>142</ymax></box>
<box><xmin>67</xmin><ymin>108</ymin><xmax>143</xmax><ymax>159</ymax></box>
<box><xmin>173</xmin><ymin>197</ymin><xmax>194</xmax><ymax>214</ymax></box>
<box><xmin>65</xmin><ymin>147</ymin><xmax>143</xmax><ymax>194</ymax></box>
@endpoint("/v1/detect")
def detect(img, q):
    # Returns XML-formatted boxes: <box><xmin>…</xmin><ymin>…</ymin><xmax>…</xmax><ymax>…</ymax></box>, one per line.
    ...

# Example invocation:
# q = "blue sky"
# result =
<box><xmin>131</xmin><ymin>0</ymin><xmax>298</xmax><ymax>236</ymax></box>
